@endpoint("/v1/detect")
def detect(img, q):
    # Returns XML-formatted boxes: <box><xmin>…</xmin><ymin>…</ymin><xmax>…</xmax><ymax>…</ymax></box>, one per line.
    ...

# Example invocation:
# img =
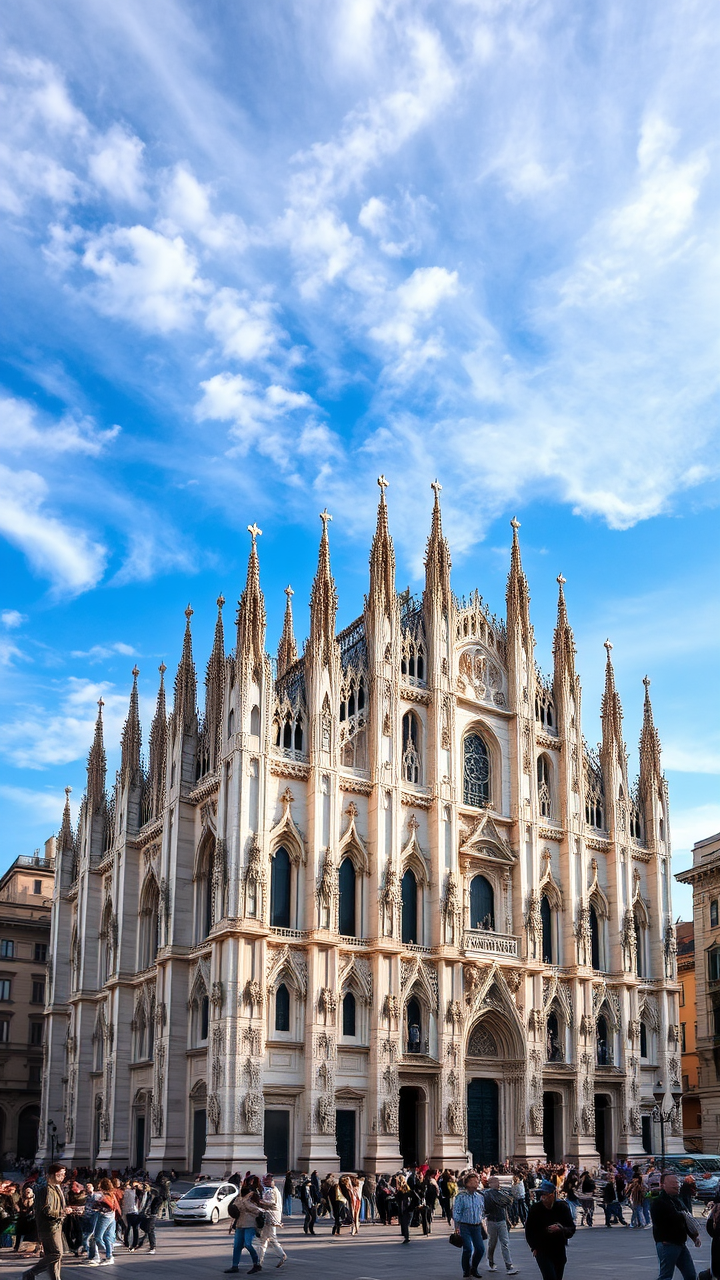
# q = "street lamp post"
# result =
<box><xmin>47</xmin><ymin>1120</ymin><xmax>57</xmax><ymax>1163</ymax></box>
<box><xmin>652</xmin><ymin>1082</ymin><xmax>683</xmax><ymax>1171</ymax></box>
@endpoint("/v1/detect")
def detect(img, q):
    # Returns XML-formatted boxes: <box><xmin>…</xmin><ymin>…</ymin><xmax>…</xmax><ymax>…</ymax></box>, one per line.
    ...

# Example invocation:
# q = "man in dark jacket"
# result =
<box><xmin>650</xmin><ymin>1171</ymin><xmax>701</xmax><ymax>1280</ymax></box>
<box><xmin>22</xmin><ymin>1164</ymin><xmax>66</xmax><ymax>1280</ymax></box>
<box><xmin>525</xmin><ymin>1178</ymin><xmax>575</xmax><ymax>1280</ymax></box>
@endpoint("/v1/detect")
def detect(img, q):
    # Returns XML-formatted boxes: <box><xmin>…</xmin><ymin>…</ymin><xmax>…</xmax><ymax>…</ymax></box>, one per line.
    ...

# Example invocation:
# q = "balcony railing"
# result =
<box><xmin>463</xmin><ymin>928</ymin><xmax>519</xmax><ymax>958</ymax></box>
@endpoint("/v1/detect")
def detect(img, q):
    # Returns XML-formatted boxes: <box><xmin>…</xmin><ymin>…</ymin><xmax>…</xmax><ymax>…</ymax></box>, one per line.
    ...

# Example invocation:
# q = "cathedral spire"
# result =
<box><xmin>277</xmin><ymin>586</ymin><xmax>298</xmax><ymax>678</ymax></box>
<box><xmin>552</xmin><ymin>573</ymin><xmax>576</xmax><ymax>685</ymax></box>
<box><xmin>147</xmin><ymin>663</ymin><xmax>167</xmax><ymax>817</ymax></box>
<box><xmin>121</xmin><ymin>666</ymin><xmax>142</xmax><ymax>784</ymax></box>
<box><xmin>309</xmin><ymin>509</ymin><xmax>338</xmax><ymax>666</ymax></box>
<box><xmin>424</xmin><ymin>479</ymin><xmax>451</xmax><ymax>614</ymax></box>
<box><xmin>204</xmin><ymin>596</ymin><xmax>225</xmax><ymax>771</ymax></box>
<box><xmin>600</xmin><ymin>639</ymin><xmax>624</xmax><ymax>760</ymax></box>
<box><xmin>173</xmin><ymin>605</ymin><xmax>197</xmax><ymax>731</ymax></box>
<box><xmin>368</xmin><ymin>475</ymin><xmax>396</xmax><ymax>616</ymax></box>
<box><xmin>86</xmin><ymin>697</ymin><xmax>106</xmax><ymax>815</ymax></box>
<box><xmin>59</xmin><ymin>785</ymin><xmax>74</xmax><ymax>853</ymax></box>
<box><xmin>639</xmin><ymin>675</ymin><xmax>662</xmax><ymax>799</ymax></box>
<box><xmin>237</xmin><ymin>524</ymin><xmax>267</xmax><ymax>669</ymax></box>
<box><xmin>506</xmin><ymin>516</ymin><xmax>531</xmax><ymax>642</ymax></box>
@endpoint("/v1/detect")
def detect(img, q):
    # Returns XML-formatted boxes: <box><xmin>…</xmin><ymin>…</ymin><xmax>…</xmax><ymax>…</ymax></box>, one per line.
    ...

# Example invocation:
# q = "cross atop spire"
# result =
<box><xmin>424</xmin><ymin>478</ymin><xmax>451</xmax><ymax>615</ymax></box>
<box><xmin>506</xmin><ymin>515</ymin><xmax>531</xmax><ymax>642</ymax></box>
<box><xmin>174</xmin><ymin>602</ymin><xmax>197</xmax><ymax>732</ymax></box>
<box><xmin>309</xmin><ymin>505</ymin><xmax>338</xmax><ymax>666</ymax></box>
<box><xmin>511</xmin><ymin>515</ymin><xmax>521</xmax><ymax>531</ymax></box>
<box><xmin>604</xmin><ymin>638</ymin><xmax>613</xmax><ymax>656</ymax></box>
<box><xmin>277</xmin><ymin>582</ymin><xmax>299</xmax><ymax>677</ymax></box>
<box><xmin>238</xmin><ymin>521</ymin><xmax>267</xmax><ymax>668</ymax></box>
<box><xmin>369</xmin><ymin>476</ymin><xmax>395</xmax><ymax>618</ymax></box>
<box><xmin>121</xmin><ymin>664</ymin><xmax>142</xmax><ymax>784</ymax></box>
<box><xmin>553</xmin><ymin>572</ymin><xmax>576</xmax><ymax>689</ymax></box>
<box><xmin>87</xmin><ymin>695</ymin><xmax>107</xmax><ymax>814</ymax></box>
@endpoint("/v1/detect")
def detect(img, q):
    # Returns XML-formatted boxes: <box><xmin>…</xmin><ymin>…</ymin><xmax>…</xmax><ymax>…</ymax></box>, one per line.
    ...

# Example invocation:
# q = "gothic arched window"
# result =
<box><xmin>270</xmin><ymin>847</ymin><xmax>291</xmax><ymax>929</ymax></box>
<box><xmin>596</xmin><ymin>1015</ymin><xmax>609</xmax><ymax>1065</ymax></box>
<box><xmin>275</xmin><ymin>983</ymin><xmax>290</xmax><ymax>1032</ymax></box>
<box><xmin>635</xmin><ymin>911</ymin><xmax>647</xmax><ymax>978</ymax></box>
<box><xmin>401</xmin><ymin>869</ymin><xmax>418</xmax><ymax>945</ymax></box>
<box><xmin>338</xmin><ymin>857</ymin><xmax>357</xmax><ymax>937</ymax></box>
<box><xmin>402</xmin><ymin>712</ymin><xmax>421</xmax><ymax>785</ymax></box>
<box><xmin>406</xmin><ymin>995</ymin><xmax>422</xmax><ymax>1053</ymax></box>
<box><xmin>537</xmin><ymin>755</ymin><xmax>552</xmax><ymax>818</ymax></box>
<box><xmin>250</xmin><ymin>705</ymin><xmax>260</xmax><ymax>736</ymax></box>
<box><xmin>463</xmin><ymin>733</ymin><xmax>490</xmax><ymax>807</ymax></box>
<box><xmin>547</xmin><ymin>1011</ymin><xmax>562</xmax><ymax>1061</ymax></box>
<box><xmin>640</xmin><ymin>1020</ymin><xmax>648</xmax><ymax>1058</ymax></box>
<box><xmin>540</xmin><ymin>893</ymin><xmax>553</xmax><ymax>965</ymax></box>
<box><xmin>200</xmin><ymin>995</ymin><xmax>209</xmax><ymax>1041</ymax></box>
<box><xmin>342</xmin><ymin>991</ymin><xmax>356</xmax><ymax>1037</ymax></box>
<box><xmin>470</xmin><ymin>875</ymin><xmax>495</xmax><ymax>931</ymax></box>
<box><xmin>590</xmin><ymin>904</ymin><xmax>600</xmax><ymax>970</ymax></box>
<box><xmin>138</xmin><ymin>880</ymin><xmax>159</xmax><ymax>971</ymax></box>
<box><xmin>194</xmin><ymin>840</ymin><xmax>214</xmax><ymax>945</ymax></box>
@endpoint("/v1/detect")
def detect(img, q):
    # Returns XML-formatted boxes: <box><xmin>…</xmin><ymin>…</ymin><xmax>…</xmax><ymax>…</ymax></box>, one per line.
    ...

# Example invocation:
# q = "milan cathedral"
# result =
<box><xmin>40</xmin><ymin>481</ymin><xmax>683</xmax><ymax>1173</ymax></box>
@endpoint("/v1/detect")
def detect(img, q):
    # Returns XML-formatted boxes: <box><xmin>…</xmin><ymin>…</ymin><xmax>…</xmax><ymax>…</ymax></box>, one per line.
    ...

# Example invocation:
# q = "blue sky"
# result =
<box><xmin>0</xmin><ymin>0</ymin><xmax>718</xmax><ymax>919</ymax></box>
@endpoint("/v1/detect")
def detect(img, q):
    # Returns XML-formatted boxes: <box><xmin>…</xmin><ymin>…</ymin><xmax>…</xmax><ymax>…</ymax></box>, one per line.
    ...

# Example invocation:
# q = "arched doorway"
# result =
<box><xmin>190</xmin><ymin>1081</ymin><xmax>207</xmax><ymax>1173</ymax></box>
<box><xmin>17</xmin><ymin>1105</ymin><xmax>40</xmax><ymax>1160</ymax></box>
<box><xmin>543</xmin><ymin>1091</ymin><xmax>563</xmax><ymax>1163</ymax></box>
<box><xmin>399</xmin><ymin>1085</ymin><xmax>425</xmax><ymax>1167</ymax></box>
<box><xmin>594</xmin><ymin>1094</ymin><xmax>611</xmax><ymax>1165</ymax></box>
<box><xmin>467</xmin><ymin>1078</ymin><xmax>499</xmax><ymax>1166</ymax></box>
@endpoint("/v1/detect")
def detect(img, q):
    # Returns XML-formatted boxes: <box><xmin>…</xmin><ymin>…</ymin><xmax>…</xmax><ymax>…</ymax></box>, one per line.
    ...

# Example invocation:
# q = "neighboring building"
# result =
<box><xmin>40</xmin><ymin>485</ymin><xmax>683</xmax><ymax>1174</ymax></box>
<box><xmin>677</xmin><ymin>832</ymin><xmax>720</xmax><ymax>1153</ymax></box>
<box><xmin>676</xmin><ymin>922</ymin><xmax>701</xmax><ymax>1150</ymax></box>
<box><xmin>0</xmin><ymin>844</ymin><xmax>54</xmax><ymax>1161</ymax></box>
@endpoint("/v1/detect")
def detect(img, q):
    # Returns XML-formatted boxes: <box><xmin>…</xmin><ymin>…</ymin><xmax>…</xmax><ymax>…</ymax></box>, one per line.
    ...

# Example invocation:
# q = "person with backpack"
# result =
<box><xmin>225</xmin><ymin>1177</ymin><xmax>262</xmax><ymax>1275</ymax></box>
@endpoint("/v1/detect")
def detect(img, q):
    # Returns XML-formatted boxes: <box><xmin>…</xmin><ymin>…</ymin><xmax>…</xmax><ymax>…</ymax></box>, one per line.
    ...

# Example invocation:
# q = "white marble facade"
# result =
<box><xmin>40</xmin><ymin>484</ymin><xmax>684</xmax><ymax>1174</ymax></box>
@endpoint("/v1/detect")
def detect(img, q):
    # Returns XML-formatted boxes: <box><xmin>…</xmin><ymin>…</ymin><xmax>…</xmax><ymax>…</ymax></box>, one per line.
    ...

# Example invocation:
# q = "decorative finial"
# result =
<box><xmin>431</xmin><ymin>479</ymin><xmax>442</xmax><ymax>499</ymax></box>
<box><xmin>604</xmin><ymin>639</ymin><xmax>613</xmax><ymax>656</ymax></box>
<box><xmin>132</xmin><ymin>665</ymin><xmax>140</xmax><ymax>678</ymax></box>
<box><xmin>510</xmin><ymin>516</ymin><xmax>521</xmax><ymax>531</ymax></box>
<box><xmin>319</xmin><ymin>509</ymin><xmax>333</xmax><ymax>528</ymax></box>
<box><xmin>247</xmin><ymin>523</ymin><xmax>262</xmax><ymax>543</ymax></box>
<box><xmin>557</xmin><ymin>573</ymin><xmax>566</xmax><ymax>586</ymax></box>
<box><xmin>97</xmin><ymin>697</ymin><xmax>105</xmax><ymax>710</ymax></box>
<box><xmin>185</xmin><ymin>603</ymin><xmax>193</xmax><ymax>621</ymax></box>
<box><xmin>64</xmin><ymin>785</ymin><xmax>72</xmax><ymax>799</ymax></box>
<box><xmin>377</xmin><ymin>475</ymin><xmax>389</xmax><ymax>493</ymax></box>
<box><xmin>217</xmin><ymin>594</ymin><xmax>225</xmax><ymax>609</ymax></box>
<box><xmin>284</xmin><ymin>584</ymin><xmax>294</xmax><ymax>599</ymax></box>
<box><xmin>643</xmin><ymin>675</ymin><xmax>651</xmax><ymax>691</ymax></box>
<box><xmin>159</xmin><ymin>663</ymin><xmax>167</xmax><ymax>676</ymax></box>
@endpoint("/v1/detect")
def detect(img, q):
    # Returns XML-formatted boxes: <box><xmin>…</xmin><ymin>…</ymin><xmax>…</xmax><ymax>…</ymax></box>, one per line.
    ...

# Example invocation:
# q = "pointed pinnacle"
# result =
<box><xmin>217</xmin><ymin>594</ymin><xmax>225</xmax><ymax>610</ymax></box>
<box><xmin>378</xmin><ymin>474</ymin><xmax>389</xmax><ymax>493</ymax></box>
<box><xmin>247</xmin><ymin>523</ymin><xmax>262</xmax><ymax>543</ymax></box>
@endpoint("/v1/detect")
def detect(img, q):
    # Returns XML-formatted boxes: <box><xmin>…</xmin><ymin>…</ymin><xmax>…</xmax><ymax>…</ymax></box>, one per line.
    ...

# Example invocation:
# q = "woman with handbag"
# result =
<box><xmin>395</xmin><ymin>1176</ymin><xmax>420</xmax><ymax>1245</ymax></box>
<box><xmin>328</xmin><ymin>1177</ymin><xmax>347</xmax><ymax>1236</ymax></box>
<box><xmin>225</xmin><ymin>1177</ymin><xmax>262</xmax><ymax>1275</ymax></box>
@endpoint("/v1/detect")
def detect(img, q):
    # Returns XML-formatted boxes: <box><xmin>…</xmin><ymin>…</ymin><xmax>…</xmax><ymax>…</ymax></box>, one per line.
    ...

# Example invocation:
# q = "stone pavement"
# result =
<box><xmin>0</xmin><ymin>1213</ymin><xmax>713</xmax><ymax>1280</ymax></box>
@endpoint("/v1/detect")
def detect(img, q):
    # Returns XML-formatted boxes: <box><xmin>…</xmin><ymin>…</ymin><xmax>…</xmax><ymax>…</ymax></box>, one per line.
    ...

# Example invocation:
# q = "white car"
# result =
<box><xmin>173</xmin><ymin>1182</ymin><xmax>238</xmax><ymax>1225</ymax></box>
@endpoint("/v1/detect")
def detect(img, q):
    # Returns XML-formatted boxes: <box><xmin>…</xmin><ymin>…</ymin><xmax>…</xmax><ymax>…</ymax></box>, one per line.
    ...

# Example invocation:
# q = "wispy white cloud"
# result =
<box><xmin>159</xmin><ymin>164</ymin><xmax>248</xmax><ymax>252</ymax></box>
<box><xmin>0</xmin><ymin>394</ymin><xmax>119</xmax><ymax>456</ymax></box>
<box><xmin>70</xmin><ymin>641</ymin><xmax>136</xmax><ymax>662</ymax></box>
<box><xmin>205</xmin><ymin>288</ymin><xmax>282</xmax><ymax>362</ymax></box>
<box><xmin>0</xmin><ymin>464</ymin><xmax>106</xmax><ymax>593</ymax></box>
<box><xmin>88</xmin><ymin>124</ymin><xmax>146</xmax><ymax>205</ymax></box>
<box><xmin>0</xmin><ymin>677</ymin><xmax>155</xmax><ymax>770</ymax></box>
<box><xmin>0</xmin><ymin>784</ymin><xmax>79</xmax><ymax>823</ymax></box>
<box><xmin>79</xmin><ymin>224</ymin><xmax>210</xmax><ymax>332</ymax></box>
<box><xmin>1</xmin><ymin>611</ymin><xmax>27</xmax><ymax>629</ymax></box>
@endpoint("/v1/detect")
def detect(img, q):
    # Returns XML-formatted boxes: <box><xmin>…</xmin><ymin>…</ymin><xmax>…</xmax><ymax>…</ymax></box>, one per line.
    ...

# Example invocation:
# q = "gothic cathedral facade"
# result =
<box><xmin>40</xmin><ymin>484</ymin><xmax>683</xmax><ymax>1173</ymax></box>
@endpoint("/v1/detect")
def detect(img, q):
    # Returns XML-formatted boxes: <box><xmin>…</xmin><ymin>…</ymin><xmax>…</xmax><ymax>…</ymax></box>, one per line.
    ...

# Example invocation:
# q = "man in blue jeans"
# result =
<box><xmin>452</xmin><ymin>1172</ymin><xmax>486</xmax><ymax>1279</ymax></box>
<box><xmin>650</xmin><ymin>1171</ymin><xmax>701</xmax><ymax>1280</ymax></box>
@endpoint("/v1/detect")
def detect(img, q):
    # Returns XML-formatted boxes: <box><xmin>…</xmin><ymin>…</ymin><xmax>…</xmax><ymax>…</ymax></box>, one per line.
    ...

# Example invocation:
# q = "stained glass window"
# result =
<box><xmin>463</xmin><ymin>733</ymin><xmax>490</xmax><ymax>807</ymax></box>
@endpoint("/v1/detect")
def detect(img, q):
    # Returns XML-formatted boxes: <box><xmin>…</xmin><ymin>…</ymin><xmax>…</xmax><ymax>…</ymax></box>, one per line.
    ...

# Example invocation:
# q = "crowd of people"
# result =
<box><xmin>0</xmin><ymin>1156</ymin><xmax>715</xmax><ymax>1280</ymax></box>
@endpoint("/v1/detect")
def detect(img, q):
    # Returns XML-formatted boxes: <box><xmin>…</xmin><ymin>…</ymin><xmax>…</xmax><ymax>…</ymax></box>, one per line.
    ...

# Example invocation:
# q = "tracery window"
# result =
<box><xmin>546</xmin><ymin>1010</ymin><xmax>563</xmax><ymax>1061</ymax></box>
<box><xmin>596</xmin><ymin>1014</ymin><xmax>610</xmax><ymax>1065</ymax></box>
<box><xmin>406</xmin><ymin>995</ymin><xmax>422</xmax><ymax>1053</ymax></box>
<box><xmin>469</xmin><ymin>875</ymin><xmax>495</xmax><ymax>931</ymax></box>
<box><xmin>338</xmin><ymin>857</ymin><xmax>357</xmax><ymax>937</ymax></box>
<box><xmin>535</xmin><ymin>689</ymin><xmax>555</xmax><ymax>730</ymax></box>
<box><xmin>630</xmin><ymin>806</ymin><xmax>643</xmax><ymax>841</ymax></box>
<box><xmin>339</xmin><ymin>676</ymin><xmax>366</xmax><ymax>722</ymax></box>
<box><xmin>463</xmin><ymin>733</ymin><xmax>490</xmax><ymax>807</ymax></box>
<box><xmin>540</xmin><ymin>893</ymin><xmax>553</xmax><ymax>965</ymax></box>
<box><xmin>401</xmin><ymin>636</ymin><xmax>426</xmax><ymax>684</ymax></box>
<box><xmin>270</xmin><ymin>847</ymin><xmax>291</xmax><ymax>929</ymax></box>
<box><xmin>401</xmin><ymin>869</ymin><xmax>418</xmax><ymax>945</ymax></box>
<box><xmin>537</xmin><ymin>754</ymin><xmax>552</xmax><ymax>818</ymax></box>
<box><xmin>342</xmin><ymin>992</ymin><xmax>356</xmax><ymax>1037</ymax></box>
<box><xmin>274</xmin><ymin>710</ymin><xmax>304</xmax><ymax>757</ymax></box>
<box><xmin>275</xmin><ymin>983</ymin><xmax>290</xmax><ymax>1032</ymax></box>
<box><xmin>635</xmin><ymin>910</ymin><xmax>648</xmax><ymax>979</ymax></box>
<box><xmin>402</xmin><ymin>712</ymin><xmax>421</xmax><ymax>785</ymax></box>
<box><xmin>138</xmin><ymin>880</ymin><xmax>159</xmax><ymax>971</ymax></box>
<box><xmin>640</xmin><ymin>1021</ymin><xmax>648</xmax><ymax>1059</ymax></box>
<box><xmin>590</xmin><ymin>904</ymin><xmax>601</xmax><ymax>970</ymax></box>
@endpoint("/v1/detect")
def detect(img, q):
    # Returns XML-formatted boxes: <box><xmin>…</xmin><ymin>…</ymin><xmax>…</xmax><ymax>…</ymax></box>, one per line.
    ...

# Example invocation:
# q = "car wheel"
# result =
<box><xmin>210</xmin><ymin>1208</ymin><xmax>220</xmax><ymax>1224</ymax></box>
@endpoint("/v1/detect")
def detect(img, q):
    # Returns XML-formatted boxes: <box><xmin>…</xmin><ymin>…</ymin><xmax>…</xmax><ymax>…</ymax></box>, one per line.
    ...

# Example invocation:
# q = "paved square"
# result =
<box><xmin>0</xmin><ymin>1213</ymin><xmax>712</xmax><ymax>1280</ymax></box>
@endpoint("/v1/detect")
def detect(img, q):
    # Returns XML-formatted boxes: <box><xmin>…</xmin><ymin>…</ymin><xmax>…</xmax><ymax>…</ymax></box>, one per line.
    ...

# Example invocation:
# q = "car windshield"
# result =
<box><xmin>647</xmin><ymin>1158</ymin><xmax>720</xmax><ymax>1175</ymax></box>
<box><xmin>182</xmin><ymin>1186</ymin><xmax>220</xmax><ymax>1200</ymax></box>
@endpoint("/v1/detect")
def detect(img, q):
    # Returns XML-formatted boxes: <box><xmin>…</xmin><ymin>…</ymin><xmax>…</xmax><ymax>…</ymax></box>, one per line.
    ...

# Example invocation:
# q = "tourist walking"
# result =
<box><xmin>299</xmin><ymin>1177</ymin><xmax>318</xmax><ymax>1235</ymax></box>
<box><xmin>22</xmin><ymin>1163</ymin><xmax>67</xmax><ymax>1280</ymax></box>
<box><xmin>650</xmin><ymin>1171</ymin><xmax>701</xmax><ymax>1280</ymax></box>
<box><xmin>361</xmin><ymin>1174</ymin><xmax>376</xmax><ymax>1223</ymax></box>
<box><xmin>85</xmin><ymin>1179</ymin><xmax>119</xmax><ymax>1266</ymax></box>
<box><xmin>137</xmin><ymin>1185</ymin><xmax>161</xmax><ymax>1254</ymax></box>
<box><xmin>122</xmin><ymin>1183</ymin><xmax>140</xmax><ymax>1251</ymax></box>
<box><xmin>395</xmin><ymin>1176</ymin><xmax>420</xmax><ymax>1244</ymax></box>
<box><xmin>282</xmin><ymin>1174</ymin><xmax>294</xmax><ymax>1218</ymax></box>
<box><xmin>256</xmin><ymin>1174</ymin><xmax>287</xmax><ymax>1269</ymax></box>
<box><xmin>225</xmin><ymin>1178</ymin><xmax>262</xmax><ymax>1275</ymax></box>
<box><xmin>484</xmin><ymin>1175</ymin><xmax>519</xmax><ymax>1274</ymax></box>
<box><xmin>452</xmin><ymin>1171</ymin><xmax>486</xmax><ymax>1278</ymax></box>
<box><xmin>525</xmin><ymin>1178</ymin><xmax>576</xmax><ymax>1280</ymax></box>
<box><xmin>327</xmin><ymin>1177</ymin><xmax>346</xmax><ymax>1236</ymax></box>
